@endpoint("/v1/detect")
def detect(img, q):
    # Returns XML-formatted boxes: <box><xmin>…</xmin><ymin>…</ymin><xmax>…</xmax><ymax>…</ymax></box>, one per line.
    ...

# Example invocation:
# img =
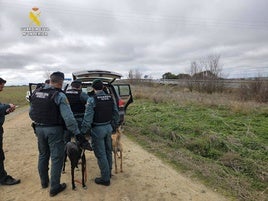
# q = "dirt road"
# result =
<box><xmin>0</xmin><ymin>108</ymin><xmax>230</xmax><ymax>201</ymax></box>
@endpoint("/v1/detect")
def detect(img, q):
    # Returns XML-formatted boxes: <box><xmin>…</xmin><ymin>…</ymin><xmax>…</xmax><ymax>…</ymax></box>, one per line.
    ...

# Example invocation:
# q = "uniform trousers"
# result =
<box><xmin>35</xmin><ymin>126</ymin><xmax>65</xmax><ymax>191</ymax></box>
<box><xmin>91</xmin><ymin>124</ymin><xmax>113</xmax><ymax>182</ymax></box>
<box><xmin>0</xmin><ymin>127</ymin><xmax>7</xmax><ymax>182</ymax></box>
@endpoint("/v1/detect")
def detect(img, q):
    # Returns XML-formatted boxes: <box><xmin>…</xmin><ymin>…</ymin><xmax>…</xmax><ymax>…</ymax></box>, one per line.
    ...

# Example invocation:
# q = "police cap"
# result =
<box><xmin>0</xmin><ymin>77</ymin><xmax>7</xmax><ymax>84</ymax></box>
<box><xmin>50</xmin><ymin>71</ymin><xmax>64</xmax><ymax>80</ymax></box>
<box><xmin>71</xmin><ymin>80</ymin><xmax>82</xmax><ymax>88</ymax></box>
<box><xmin>92</xmin><ymin>79</ymin><xmax>103</xmax><ymax>90</ymax></box>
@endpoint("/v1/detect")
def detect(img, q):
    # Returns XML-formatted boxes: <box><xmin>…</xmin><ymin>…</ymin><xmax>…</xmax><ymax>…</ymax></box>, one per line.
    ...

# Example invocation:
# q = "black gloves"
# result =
<box><xmin>75</xmin><ymin>134</ymin><xmax>92</xmax><ymax>151</ymax></box>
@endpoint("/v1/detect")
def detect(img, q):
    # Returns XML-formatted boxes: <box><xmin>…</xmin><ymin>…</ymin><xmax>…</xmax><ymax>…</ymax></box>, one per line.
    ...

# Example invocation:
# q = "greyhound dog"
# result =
<box><xmin>62</xmin><ymin>141</ymin><xmax>87</xmax><ymax>190</ymax></box>
<box><xmin>111</xmin><ymin>127</ymin><xmax>123</xmax><ymax>174</ymax></box>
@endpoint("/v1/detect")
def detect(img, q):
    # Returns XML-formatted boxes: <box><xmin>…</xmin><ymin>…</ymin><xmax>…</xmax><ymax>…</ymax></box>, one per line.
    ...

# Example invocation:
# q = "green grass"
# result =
<box><xmin>124</xmin><ymin>85</ymin><xmax>268</xmax><ymax>201</ymax></box>
<box><xmin>0</xmin><ymin>86</ymin><xmax>29</xmax><ymax>107</ymax></box>
<box><xmin>1</xmin><ymin>85</ymin><xmax>267</xmax><ymax>200</ymax></box>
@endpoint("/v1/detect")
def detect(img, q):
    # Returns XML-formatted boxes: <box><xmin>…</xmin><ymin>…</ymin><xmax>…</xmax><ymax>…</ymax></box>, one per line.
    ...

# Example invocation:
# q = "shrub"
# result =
<box><xmin>238</xmin><ymin>79</ymin><xmax>268</xmax><ymax>103</ymax></box>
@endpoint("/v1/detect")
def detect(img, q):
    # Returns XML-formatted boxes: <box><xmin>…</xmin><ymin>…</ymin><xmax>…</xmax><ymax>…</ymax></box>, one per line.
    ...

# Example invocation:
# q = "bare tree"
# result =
<box><xmin>43</xmin><ymin>71</ymin><xmax>51</xmax><ymax>80</ymax></box>
<box><xmin>134</xmin><ymin>69</ymin><xmax>142</xmax><ymax>79</ymax></box>
<box><xmin>187</xmin><ymin>54</ymin><xmax>225</xmax><ymax>93</ymax></box>
<box><xmin>128</xmin><ymin>69</ymin><xmax>134</xmax><ymax>79</ymax></box>
<box><xmin>202</xmin><ymin>54</ymin><xmax>223</xmax><ymax>78</ymax></box>
<box><xmin>128</xmin><ymin>69</ymin><xmax>143</xmax><ymax>84</ymax></box>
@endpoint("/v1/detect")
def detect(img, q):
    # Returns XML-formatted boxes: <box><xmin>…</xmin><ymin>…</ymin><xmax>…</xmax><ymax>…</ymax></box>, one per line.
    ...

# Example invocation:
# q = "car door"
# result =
<box><xmin>113</xmin><ymin>83</ymin><xmax>133</xmax><ymax>111</ymax></box>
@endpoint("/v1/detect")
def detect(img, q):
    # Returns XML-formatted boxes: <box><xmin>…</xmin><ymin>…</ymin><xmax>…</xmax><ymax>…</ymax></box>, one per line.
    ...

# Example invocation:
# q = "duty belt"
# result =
<box><xmin>92</xmin><ymin>121</ymin><xmax>111</xmax><ymax>127</ymax></box>
<box><xmin>34</xmin><ymin>123</ymin><xmax>62</xmax><ymax>127</ymax></box>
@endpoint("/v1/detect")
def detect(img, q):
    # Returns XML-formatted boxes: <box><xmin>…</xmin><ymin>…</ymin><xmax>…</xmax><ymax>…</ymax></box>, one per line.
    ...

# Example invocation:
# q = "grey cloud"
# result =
<box><xmin>1</xmin><ymin>0</ymin><xmax>268</xmax><ymax>84</ymax></box>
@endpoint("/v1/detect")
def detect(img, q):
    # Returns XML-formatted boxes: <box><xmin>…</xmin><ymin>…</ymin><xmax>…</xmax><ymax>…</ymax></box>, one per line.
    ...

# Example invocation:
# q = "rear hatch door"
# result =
<box><xmin>72</xmin><ymin>70</ymin><xmax>122</xmax><ymax>84</ymax></box>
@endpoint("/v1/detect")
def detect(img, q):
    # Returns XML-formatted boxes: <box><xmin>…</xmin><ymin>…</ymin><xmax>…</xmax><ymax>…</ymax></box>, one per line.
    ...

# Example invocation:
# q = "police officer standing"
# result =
<box><xmin>0</xmin><ymin>77</ymin><xmax>20</xmax><ymax>185</ymax></box>
<box><xmin>65</xmin><ymin>80</ymin><xmax>89</xmax><ymax>143</ymax></box>
<box><xmin>29</xmin><ymin>71</ymin><xmax>90</xmax><ymax>196</ymax></box>
<box><xmin>81</xmin><ymin>79</ymin><xmax>119</xmax><ymax>186</ymax></box>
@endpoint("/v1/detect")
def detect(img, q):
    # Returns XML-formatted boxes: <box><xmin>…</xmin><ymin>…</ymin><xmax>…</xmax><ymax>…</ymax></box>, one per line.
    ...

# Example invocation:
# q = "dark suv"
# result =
<box><xmin>72</xmin><ymin>70</ymin><xmax>133</xmax><ymax>125</ymax></box>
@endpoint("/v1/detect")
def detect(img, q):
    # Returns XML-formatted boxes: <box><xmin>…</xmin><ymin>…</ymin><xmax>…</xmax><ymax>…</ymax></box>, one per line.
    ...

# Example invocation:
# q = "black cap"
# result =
<box><xmin>92</xmin><ymin>79</ymin><xmax>103</xmax><ymax>90</ymax></box>
<box><xmin>71</xmin><ymin>80</ymin><xmax>82</xmax><ymax>85</ymax></box>
<box><xmin>71</xmin><ymin>80</ymin><xmax>82</xmax><ymax>88</ymax></box>
<box><xmin>50</xmin><ymin>71</ymin><xmax>64</xmax><ymax>80</ymax></box>
<box><xmin>0</xmin><ymin>77</ymin><xmax>6</xmax><ymax>84</ymax></box>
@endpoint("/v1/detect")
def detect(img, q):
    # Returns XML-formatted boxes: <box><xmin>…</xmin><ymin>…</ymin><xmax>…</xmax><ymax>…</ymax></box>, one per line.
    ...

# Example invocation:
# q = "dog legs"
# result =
<box><xmin>119</xmin><ymin>150</ymin><xmax>123</xmax><ymax>173</ymax></box>
<box><xmin>71</xmin><ymin>163</ymin><xmax>76</xmax><ymax>190</ymax></box>
<box><xmin>113</xmin><ymin>149</ymin><xmax>118</xmax><ymax>174</ymax></box>
<box><xmin>64</xmin><ymin>142</ymin><xmax>87</xmax><ymax>190</ymax></box>
<box><xmin>81</xmin><ymin>151</ymin><xmax>87</xmax><ymax>189</ymax></box>
<box><xmin>112</xmin><ymin>128</ymin><xmax>123</xmax><ymax>174</ymax></box>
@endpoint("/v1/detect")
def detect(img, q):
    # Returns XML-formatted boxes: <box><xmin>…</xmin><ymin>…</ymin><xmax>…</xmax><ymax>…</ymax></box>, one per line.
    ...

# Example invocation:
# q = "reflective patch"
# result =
<box><xmin>66</xmin><ymin>91</ymin><xmax>79</xmax><ymax>94</ymax></box>
<box><xmin>35</xmin><ymin>92</ymin><xmax>49</xmax><ymax>98</ymax></box>
<box><xmin>96</xmin><ymin>95</ymin><xmax>111</xmax><ymax>101</ymax></box>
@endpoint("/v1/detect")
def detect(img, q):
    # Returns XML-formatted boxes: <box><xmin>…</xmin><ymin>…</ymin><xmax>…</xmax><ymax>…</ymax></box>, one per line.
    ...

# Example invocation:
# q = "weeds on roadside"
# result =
<box><xmin>125</xmin><ymin>84</ymin><xmax>268</xmax><ymax>201</ymax></box>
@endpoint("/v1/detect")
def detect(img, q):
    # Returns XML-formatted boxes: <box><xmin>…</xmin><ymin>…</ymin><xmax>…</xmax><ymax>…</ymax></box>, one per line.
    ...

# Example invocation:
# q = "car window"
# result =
<box><xmin>114</xmin><ymin>85</ymin><xmax>130</xmax><ymax>96</ymax></box>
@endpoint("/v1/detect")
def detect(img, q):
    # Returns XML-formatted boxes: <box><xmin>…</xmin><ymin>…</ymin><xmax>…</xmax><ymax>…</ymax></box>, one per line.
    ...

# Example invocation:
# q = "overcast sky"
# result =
<box><xmin>1</xmin><ymin>0</ymin><xmax>268</xmax><ymax>85</ymax></box>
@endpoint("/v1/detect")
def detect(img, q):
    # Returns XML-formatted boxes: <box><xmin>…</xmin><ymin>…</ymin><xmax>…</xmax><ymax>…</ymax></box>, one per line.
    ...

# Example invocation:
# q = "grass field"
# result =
<box><xmin>0</xmin><ymin>86</ymin><xmax>29</xmax><ymax>107</ymax></box>
<box><xmin>1</xmin><ymin>85</ymin><xmax>267</xmax><ymax>201</ymax></box>
<box><xmin>124</xmin><ymin>84</ymin><xmax>268</xmax><ymax>201</ymax></box>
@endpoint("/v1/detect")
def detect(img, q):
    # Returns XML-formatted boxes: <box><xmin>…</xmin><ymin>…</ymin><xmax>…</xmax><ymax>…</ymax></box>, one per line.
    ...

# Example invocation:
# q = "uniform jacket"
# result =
<box><xmin>0</xmin><ymin>103</ymin><xmax>10</xmax><ymax>127</ymax></box>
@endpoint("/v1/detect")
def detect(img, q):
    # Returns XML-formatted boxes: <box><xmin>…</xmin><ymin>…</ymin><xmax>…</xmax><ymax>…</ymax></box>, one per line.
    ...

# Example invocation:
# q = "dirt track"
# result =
<box><xmin>0</xmin><ymin>108</ymin><xmax>230</xmax><ymax>201</ymax></box>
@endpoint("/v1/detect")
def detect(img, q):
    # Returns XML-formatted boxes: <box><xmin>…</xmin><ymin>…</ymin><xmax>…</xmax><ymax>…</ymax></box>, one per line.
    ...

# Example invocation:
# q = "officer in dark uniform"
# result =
<box><xmin>29</xmin><ymin>71</ymin><xmax>90</xmax><ymax>197</ymax></box>
<box><xmin>64</xmin><ymin>80</ymin><xmax>89</xmax><ymax>143</ymax></box>
<box><xmin>0</xmin><ymin>77</ymin><xmax>20</xmax><ymax>186</ymax></box>
<box><xmin>81</xmin><ymin>79</ymin><xmax>119</xmax><ymax>186</ymax></box>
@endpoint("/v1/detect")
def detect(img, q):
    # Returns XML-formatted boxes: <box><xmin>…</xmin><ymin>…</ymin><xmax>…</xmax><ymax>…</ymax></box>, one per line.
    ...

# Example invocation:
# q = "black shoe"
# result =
<box><xmin>49</xmin><ymin>183</ymin><xmax>67</xmax><ymax>197</ymax></box>
<box><xmin>95</xmin><ymin>177</ymin><xmax>110</xmax><ymax>186</ymax></box>
<box><xmin>0</xmin><ymin>175</ymin><xmax>20</xmax><ymax>185</ymax></box>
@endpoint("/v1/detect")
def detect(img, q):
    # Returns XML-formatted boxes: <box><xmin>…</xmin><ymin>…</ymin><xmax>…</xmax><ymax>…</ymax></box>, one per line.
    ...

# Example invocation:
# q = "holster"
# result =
<box><xmin>31</xmin><ymin>122</ymin><xmax>36</xmax><ymax>134</ymax></box>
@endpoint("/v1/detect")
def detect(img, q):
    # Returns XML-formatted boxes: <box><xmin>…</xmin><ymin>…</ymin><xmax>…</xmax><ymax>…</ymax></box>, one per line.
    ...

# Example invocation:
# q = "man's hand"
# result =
<box><xmin>6</xmin><ymin>104</ymin><xmax>16</xmax><ymax>113</ymax></box>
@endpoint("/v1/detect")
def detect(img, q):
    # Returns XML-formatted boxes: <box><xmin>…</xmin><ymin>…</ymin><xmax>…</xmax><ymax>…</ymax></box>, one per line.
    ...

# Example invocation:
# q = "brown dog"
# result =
<box><xmin>111</xmin><ymin>127</ymin><xmax>123</xmax><ymax>174</ymax></box>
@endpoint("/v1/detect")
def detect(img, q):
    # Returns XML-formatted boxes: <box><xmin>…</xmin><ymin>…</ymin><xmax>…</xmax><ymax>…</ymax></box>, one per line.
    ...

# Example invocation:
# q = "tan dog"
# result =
<box><xmin>111</xmin><ymin>127</ymin><xmax>123</xmax><ymax>174</ymax></box>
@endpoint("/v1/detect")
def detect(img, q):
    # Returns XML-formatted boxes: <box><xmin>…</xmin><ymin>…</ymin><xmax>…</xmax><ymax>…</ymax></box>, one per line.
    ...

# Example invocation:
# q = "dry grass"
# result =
<box><xmin>132</xmin><ymin>84</ymin><xmax>266</xmax><ymax>113</ymax></box>
<box><xmin>126</xmin><ymin>83</ymin><xmax>268</xmax><ymax>201</ymax></box>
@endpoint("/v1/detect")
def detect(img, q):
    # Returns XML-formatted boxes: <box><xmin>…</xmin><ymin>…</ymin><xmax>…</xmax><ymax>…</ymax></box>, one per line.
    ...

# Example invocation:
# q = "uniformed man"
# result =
<box><xmin>64</xmin><ymin>80</ymin><xmax>89</xmax><ymax>143</ymax></box>
<box><xmin>29</xmin><ymin>71</ymin><xmax>90</xmax><ymax>197</ymax></box>
<box><xmin>81</xmin><ymin>79</ymin><xmax>120</xmax><ymax>186</ymax></box>
<box><xmin>0</xmin><ymin>77</ymin><xmax>20</xmax><ymax>186</ymax></box>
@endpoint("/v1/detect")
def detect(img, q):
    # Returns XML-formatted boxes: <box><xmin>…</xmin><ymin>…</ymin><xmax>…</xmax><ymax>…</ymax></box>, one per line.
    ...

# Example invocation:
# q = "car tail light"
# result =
<box><xmin>118</xmin><ymin>99</ymin><xmax>125</xmax><ymax>108</ymax></box>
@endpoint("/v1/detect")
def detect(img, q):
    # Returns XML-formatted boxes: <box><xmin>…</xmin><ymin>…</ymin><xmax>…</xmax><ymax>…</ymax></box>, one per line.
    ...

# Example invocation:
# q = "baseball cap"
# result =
<box><xmin>71</xmin><ymin>80</ymin><xmax>82</xmax><ymax>88</ymax></box>
<box><xmin>0</xmin><ymin>77</ymin><xmax>7</xmax><ymax>84</ymax></box>
<box><xmin>92</xmin><ymin>79</ymin><xmax>103</xmax><ymax>90</ymax></box>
